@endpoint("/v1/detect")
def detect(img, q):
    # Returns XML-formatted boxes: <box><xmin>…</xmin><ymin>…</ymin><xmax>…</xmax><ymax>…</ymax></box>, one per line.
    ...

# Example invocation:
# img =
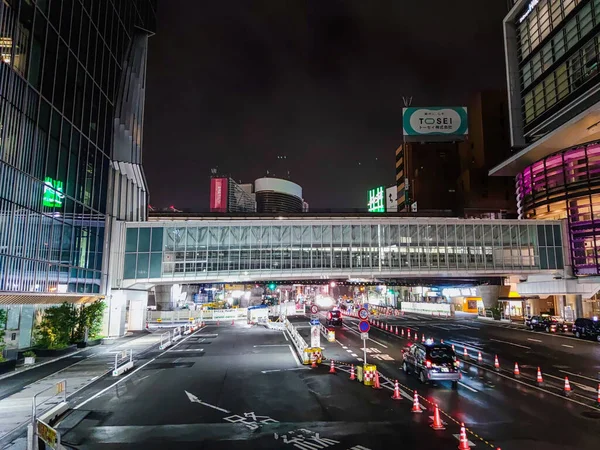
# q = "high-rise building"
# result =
<box><xmin>0</xmin><ymin>0</ymin><xmax>156</xmax><ymax>348</ymax></box>
<box><xmin>255</xmin><ymin>177</ymin><xmax>304</xmax><ymax>213</ymax></box>
<box><xmin>492</xmin><ymin>0</ymin><xmax>600</xmax><ymax>276</ymax></box>
<box><xmin>209</xmin><ymin>177</ymin><xmax>256</xmax><ymax>213</ymax></box>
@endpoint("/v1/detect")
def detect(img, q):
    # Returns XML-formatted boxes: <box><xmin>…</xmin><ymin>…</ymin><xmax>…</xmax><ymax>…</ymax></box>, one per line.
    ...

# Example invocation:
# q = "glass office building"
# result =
<box><xmin>0</xmin><ymin>0</ymin><xmax>155</xmax><ymax>346</ymax></box>
<box><xmin>493</xmin><ymin>0</ymin><xmax>600</xmax><ymax>276</ymax></box>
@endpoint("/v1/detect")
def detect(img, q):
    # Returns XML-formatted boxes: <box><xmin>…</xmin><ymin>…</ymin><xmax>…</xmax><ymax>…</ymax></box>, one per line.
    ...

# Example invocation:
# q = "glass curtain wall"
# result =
<box><xmin>0</xmin><ymin>0</ymin><xmax>156</xmax><ymax>294</ymax></box>
<box><xmin>123</xmin><ymin>221</ymin><xmax>565</xmax><ymax>281</ymax></box>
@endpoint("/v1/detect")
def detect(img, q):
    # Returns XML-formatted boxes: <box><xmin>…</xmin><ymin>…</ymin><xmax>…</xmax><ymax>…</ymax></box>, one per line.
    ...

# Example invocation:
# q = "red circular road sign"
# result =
<box><xmin>310</xmin><ymin>305</ymin><xmax>319</xmax><ymax>315</ymax></box>
<box><xmin>358</xmin><ymin>320</ymin><xmax>370</xmax><ymax>333</ymax></box>
<box><xmin>358</xmin><ymin>308</ymin><xmax>369</xmax><ymax>320</ymax></box>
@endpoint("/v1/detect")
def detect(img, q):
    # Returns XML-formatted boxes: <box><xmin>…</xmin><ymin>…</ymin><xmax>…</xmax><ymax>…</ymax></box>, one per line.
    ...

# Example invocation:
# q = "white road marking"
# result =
<box><xmin>75</xmin><ymin>326</ymin><xmax>206</xmax><ymax>410</ymax></box>
<box><xmin>343</xmin><ymin>324</ymin><xmax>388</xmax><ymax>348</ymax></box>
<box><xmin>288</xmin><ymin>345</ymin><xmax>302</xmax><ymax>366</ymax></box>
<box><xmin>253</xmin><ymin>344</ymin><xmax>290</xmax><ymax>347</ymax></box>
<box><xmin>261</xmin><ymin>367</ymin><xmax>309</xmax><ymax>374</ymax></box>
<box><xmin>357</xmin><ymin>357</ymin><xmax>363</xmax><ymax>361</ymax></box>
<box><xmin>561</xmin><ymin>344</ymin><xmax>574</xmax><ymax>348</ymax></box>
<box><xmin>351</xmin><ymin>353</ymin><xmax>358</xmax><ymax>357</ymax></box>
<box><xmin>451</xmin><ymin>340</ymin><xmax>483</xmax><ymax>350</ymax></box>
<box><xmin>185</xmin><ymin>390</ymin><xmax>231</xmax><ymax>413</ymax></box>
<box><xmin>527</xmin><ymin>338</ymin><xmax>542</xmax><ymax>343</ymax></box>
<box><xmin>559</xmin><ymin>370</ymin><xmax>600</xmax><ymax>384</ymax></box>
<box><xmin>346</xmin><ymin>349</ymin><xmax>353</xmax><ymax>353</ymax></box>
<box><xmin>458</xmin><ymin>381</ymin><xmax>478</xmax><ymax>393</ymax></box>
<box><xmin>543</xmin><ymin>373</ymin><xmax>597</xmax><ymax>392</ymax></box>
<box><xmin>282</xmin><ymin>331</ymin><xmax>289</xmax><ymax>342</ymax></box>
<box><xmin>489</xmin><ymin>338</ymin><xmax>530</xmax><ymax>349</ymax></box>
<box><xmin>431</xmin><ymin>325</ymin><xmax>450</xmax><ymax>331</ymax></box>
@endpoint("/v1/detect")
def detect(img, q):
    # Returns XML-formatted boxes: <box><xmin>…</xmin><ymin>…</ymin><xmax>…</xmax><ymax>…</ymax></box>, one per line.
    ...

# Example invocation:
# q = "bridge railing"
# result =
<box><xmin>284</xmin><ymin>318</ymin><xmax>308</xmax><ymax>356</ymax></box>
<box><xmin>147</xmin><ymin>308</ymin><xmax>247</xmax><ymax>324</ymax></box>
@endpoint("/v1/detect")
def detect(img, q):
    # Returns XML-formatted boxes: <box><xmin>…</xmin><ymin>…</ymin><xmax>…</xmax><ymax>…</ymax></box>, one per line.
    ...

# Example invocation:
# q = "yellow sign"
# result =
<box><xmin>37</xmin><ymin>420</ymin><xmax>59</xmax><ymax>449</ymax></box>
<box><xmin>56</xmin><ymin>381</ymin><xmax>65</xmax><ymax>395</ymax></box>
<box><xmin>156</xmin><ymin>318</ymin><xmax>162</xmax><ymax>322</ymax></box>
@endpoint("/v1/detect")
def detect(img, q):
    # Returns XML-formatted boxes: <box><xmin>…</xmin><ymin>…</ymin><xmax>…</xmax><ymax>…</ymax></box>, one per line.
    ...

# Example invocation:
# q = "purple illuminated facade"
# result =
<box><xmin>516</xmin><ymin>141</ymin><xmax>600</xmax><ymax>275</ymax></box>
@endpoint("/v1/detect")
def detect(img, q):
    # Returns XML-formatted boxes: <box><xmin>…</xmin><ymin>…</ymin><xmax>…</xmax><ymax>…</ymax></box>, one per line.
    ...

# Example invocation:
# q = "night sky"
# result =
<box><xmin>143</xmin><ymin>0</ymin><xmax>510</xmax><ymax>211</ymax></box>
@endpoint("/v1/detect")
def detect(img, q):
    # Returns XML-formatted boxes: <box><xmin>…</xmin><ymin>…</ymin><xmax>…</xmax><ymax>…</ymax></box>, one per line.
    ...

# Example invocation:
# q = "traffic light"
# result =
<box><xmin>268</xmin><ymin>283</ymin><xmax>276</xmax><ymax>290</ymax></box>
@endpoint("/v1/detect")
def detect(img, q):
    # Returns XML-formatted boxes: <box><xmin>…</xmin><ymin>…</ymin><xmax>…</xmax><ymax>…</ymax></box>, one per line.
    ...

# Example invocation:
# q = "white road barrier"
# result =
<box><xmin>284</xmin><ymin>318</ymin><xmax>308</xmax><ymax>357</ymax></box>
<box><xmin>112</xmin><ymin>349</ymin><xmax>134</xmax><ymax>377</ymax></box>
<box><xmin>398</xmin><ymin>302</ymin><xmax>454</xmax><ymax>317</ymax></box>
<box><xmin>159</xmin><ymin>331</ymin><xmax>172</xmax><ymax>350</ymax></box>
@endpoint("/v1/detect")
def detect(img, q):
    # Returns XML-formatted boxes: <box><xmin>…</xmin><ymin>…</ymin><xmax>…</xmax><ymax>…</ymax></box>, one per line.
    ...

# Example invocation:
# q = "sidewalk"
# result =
<box><xmin>0</xmin><ymin>330</ymin><xmax>165</xmax><ymax>447</ymax></box>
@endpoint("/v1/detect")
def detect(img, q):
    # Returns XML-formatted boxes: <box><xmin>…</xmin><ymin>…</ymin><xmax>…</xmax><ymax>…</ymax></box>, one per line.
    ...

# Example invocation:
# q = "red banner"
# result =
<box><xmin>210</xmin><ymin>178</ymin><xmax>228</xmax><ymax>212</ymax></box>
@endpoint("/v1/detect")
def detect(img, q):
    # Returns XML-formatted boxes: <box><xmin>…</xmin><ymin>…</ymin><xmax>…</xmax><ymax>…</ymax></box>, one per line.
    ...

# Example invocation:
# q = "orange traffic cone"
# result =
<box><xmin>385</xmin><ymin>323</ymin><xmax>389</xmax><ymax>331</ymax></box>
<box><xmin>458</xmin><ymin>423</ymin><xmax>470</xmax><ymax>450</ymax></box>
<box><xmin>564</xmin><ymin>376</ymin><xmax>571</xmax><ymax>396</ymax></box>
<box><xmin>514</xmin><ymin>362</ymin><xmax>520</xmax><ymax>378</ymax></box>
<box><xmin>596</xmin><ymin>383</ymin><xmax>600</xmax><ymax>404</ymax></box>
<box><xmin>391</xmin><ymin>380</ymin><xmax>402</xmax><ymax>400</ymax></box>
<box><xmin>536</xmin><ymin>367</ymin><xmax>544</xmax><ymax>386</ymax></box>
<box><xmin>452</xmin><ymin>344</ymin><xmax>455</xmax><ymax>352</ymax></box>
<box><xmin>349</xmin><ymin>364</ymin><xmax>355</xmax><ymax>380</ymax></box>
<box><xmin>401</xmin><ymin>328</ymin><xmax>405</xmax><ymax>337</ymax></box>
<box><xmin>372</xmin><ymin>371</ymin><xmax>382</xmax><ymax>389</ymax></box>
<box><xmin>329</xmin><ymin>359</ymin><xmax>336</xmax><ymax>374</ymax></box>
<box><xmin>494</xmin><ymin>355</ymin><xmax>500</xmax><ymax>371</ymax></box>
<box><xmin>431</xmin><ymin>404</ymin><xmax>445</xmax><ymax>430</ymax></box>
<box><xmin>478</xmin><ymin>352</ymin><xmax>483</xmax><ymax>363</ymax></box>
<box><xmin>311</xmin><ymin>354</ymin><xmax>317</xmax><ymax>368</ymax></box>
<box><xmin>395</xmin><ymin>326</ymin><xmax>399</xmax><ymax>335</ymax></box>
<box><xmin>421</xmin><ymin>334</ymin><xmax>425</xmax><ymax>343</ymax></box>
<box><xmin>411</xmin><ymin>390</ymin><xmax>422</xmax><ymax>413</ymax></box>
<box><xmin>463</xmin><ymin>347</ymin><xmax>468</xmax><ymax>358</ymax></box>
<box><xmin>407</xmin><ymin>329</ymin><xmax>411</xmax><ymax>339</ymax></box>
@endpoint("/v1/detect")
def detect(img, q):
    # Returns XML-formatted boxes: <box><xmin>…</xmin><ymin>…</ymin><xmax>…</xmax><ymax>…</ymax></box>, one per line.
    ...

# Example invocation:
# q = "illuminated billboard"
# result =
<box><xmin>367</xmin><ymin>186</ymin><xmax>385</xmax><ymax>213</ymax></box>
<box><xmin>42</xmin><ymin>177</ymin><xmax>64</xmax><ymax>208</ymax></box>
<box><xmin>402</xmin><ymin>107</ymin><xmax>468</xmax><ymax>137</ymax></box>
<box><xmin>210</xmin><ymin>177</ymin><xmax>228</xmax><ymax>212</ymax></box>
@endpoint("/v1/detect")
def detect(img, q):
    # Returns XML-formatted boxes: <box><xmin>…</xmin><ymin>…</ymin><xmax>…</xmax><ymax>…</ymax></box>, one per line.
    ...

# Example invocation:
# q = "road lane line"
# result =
<box><xmin>346</xmin><ymin>349</ymin><xmax>353</xmax><ymax>353</ymax></box>
<box><xmin>527</xmin><ymin>338</ymin><xmax>542</xmax><ymax>343</ymax></box>
<box><xmin>288</xmin><ymin>345</ymin><xmax>302</xmax><ymax>366</ymax></box>
<box><xmin>351</xmin><ymin>353</ymin><xmax>358</xmax><ymax>357</ymax></box>
<box><xmin>489</xmin><ymin>338</ymin><xmax>530</xmax><ymax>349</ymax></box>
<box><xmin>458</xmin><ymin>382</ymin><xmax>478</xmax><ymax>392</ymax></box>
<box><xmin>282</xmin><ymin>331</ymin><xmax>289</xmax><ymax>342</ymax></box>
<box><xmin>75</xmin><ymin>326</ymin><xmax>206</xmax><ymax>410</ymax></box>
<box><xmin>561</xmin><ymin>344</ymin><xmax>574</xmax><ymax>348</ymax></box>
<box><xmin>559</xmin><ymin>370</ymin><xmax>600</xmax><ymax>383</ymax></box>
<box><xmin>253</xmin><ymin>344</ymin><xmax>289</xmax><ymax>347</ymax></box>
<box><xmin>343</xmin><ymin>324</ymin><xmax>388</xmax><ymax>348</ymax></box>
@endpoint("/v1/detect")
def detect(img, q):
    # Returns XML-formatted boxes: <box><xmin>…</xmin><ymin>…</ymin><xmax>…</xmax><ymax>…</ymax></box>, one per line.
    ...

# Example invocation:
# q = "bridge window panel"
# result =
<box><xmin>123</xmin><ymin>253</ymin><xmax>136</xmax><ymax>279</ymax></box>
<box><xmin>136</xmin><ymin>228</ymin><xmax>150</xmax><ymax>252</ymax></box>
<box><xmin>149</xmin><ymin>252</ymin><xmax>161</xmax><ymax>278</ymax></box>
<box><xmin>323</xmin><ymin>226</ymin><xmax>333</xmax><ymax>268</ymax></box>
<box><xmin>125</xmin><ymin>228</ymin><xmax>138</xmax><ymax>252</ymax></box>
<box><xmin>136</xmin><ymin>253</ymin><xmax>149</xmax><ymax>278</ymax></box>
<box><xmin>240</xmin><ymin>250</ymin><xmax>251</xmax><ymax>271</ymax></box>
<box><xmin>301</xmin><ymin>248</ymin><xmax>311</xmax><ymax>269</ymax></box>
<box><xmin>206</xmin><ymin>250</ymin><xmax>218</xmax><ymax>272</ymax></box>
<box><xmin>185</xmin><ymin>227</ymin><xmax>199</xmax><ymax>252</ymax></box>
<box><xmin>151</xmin><ymin>227</ymin><xmax>164</xmax><ymax>252</ymax></box>
<box><xmin>250</xmin><ymin>249</ymin><xmax>260</xmax><ymax>270</ymax></box>
<box><xmin>260</xmin><ymin>248</ymin><xmax>271</xmax><ymax>270</ymax></box>
<box><xmin>162</xmin><ymin>262</ymin><xmax>174</xmax><ymax>275</ymax></box>
<box><xmin>342</xmin><ymin>224</ymin><xmax>351</xmax><ymax>247</ymax></box>
<box><xmin>474</xmin><ymin>225</ymin><xmax>484</xmax><ymax>267</ymax></box>
<box><xmin>361</xmin><ymin>225</ymin><xmax>371</xmax><ymax>268</ymax></box>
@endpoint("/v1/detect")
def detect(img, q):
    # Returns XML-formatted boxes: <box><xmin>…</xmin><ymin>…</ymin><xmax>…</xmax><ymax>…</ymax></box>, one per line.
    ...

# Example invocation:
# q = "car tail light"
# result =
<box><xmin>327</xmin><ymin>312</ymin><xmax>332</xmax><ymax>320</ymax></box>
<box><xmin>425</xmin><ymin>360</ymin><xmax>432</xmax><ymax>368</ymax></box>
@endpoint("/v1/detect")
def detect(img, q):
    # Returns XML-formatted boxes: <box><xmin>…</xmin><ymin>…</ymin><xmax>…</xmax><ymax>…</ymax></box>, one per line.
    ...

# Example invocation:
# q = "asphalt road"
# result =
<box><xmin>310</xmin><ymin>311</ymin><xmax>600</xmax><ymax>450</ymax></box>
<box><xmin>55</xmin><ymin>322</ymin><xmax>466</xmax><ymax>450</ymax></box>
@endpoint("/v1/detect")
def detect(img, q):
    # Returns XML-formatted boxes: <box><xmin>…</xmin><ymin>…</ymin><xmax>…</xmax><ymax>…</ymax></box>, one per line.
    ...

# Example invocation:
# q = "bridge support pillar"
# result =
<box><xmin>155</xmin><ymin>284</ymin><xmax>176</xmax><ymax>311</ymax></box>
<box><xmin>477</xmin><ymin>285</ymin><xmax>508</xmax><ymax>309</ymax></box>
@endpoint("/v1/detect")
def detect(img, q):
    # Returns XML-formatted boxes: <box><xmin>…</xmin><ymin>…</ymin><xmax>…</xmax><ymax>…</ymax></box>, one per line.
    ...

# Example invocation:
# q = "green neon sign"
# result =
<box><xmin>367</xmin><ymin>186</ymin><xmax>385</xmax><ymax>213</ymax></box>
<box><xmin>43</xmin><ymin>177</ymin><xmax>65</xmax><ymax>208</ymax></box>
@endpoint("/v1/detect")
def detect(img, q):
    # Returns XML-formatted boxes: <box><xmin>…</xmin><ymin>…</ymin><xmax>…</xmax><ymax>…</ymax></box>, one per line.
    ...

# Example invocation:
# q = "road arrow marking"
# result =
<box><xmin>185</xmin><ymin>391</ymin><xmax>231</xmax><ymax>413</ymax></box>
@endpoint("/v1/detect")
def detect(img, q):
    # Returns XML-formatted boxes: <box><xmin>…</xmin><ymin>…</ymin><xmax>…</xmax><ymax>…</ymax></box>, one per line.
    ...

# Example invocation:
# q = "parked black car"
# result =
<box><xmin>326</xmin><ymin>310</ymin><xmax>343</xmax><ymax>326</ymax></box>
<box><xmin>401</xmin><ymin>342</ymin><xmax>460</xmax><ymax>388</ymax></box>
<box><xmin>572</xmin><ymin>318</ymin><xmax>600</xmax><ymax>342</ymax></box>
<box><xmin>525</xmin><ymin>315</ymin><xmax>569</xmax><ymax>333</ymax></box>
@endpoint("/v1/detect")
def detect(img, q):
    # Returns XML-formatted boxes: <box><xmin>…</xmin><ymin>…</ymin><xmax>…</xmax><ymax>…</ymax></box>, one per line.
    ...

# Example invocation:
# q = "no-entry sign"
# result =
<box><xmin>358</xmin><ymin>320</ymin><xmax>370</xmax><ymax>333</ymax></box>
<box><xmin>310</xmin><ymin>305</ymin><xmax>318</xmax><ymax>315</ymax></box>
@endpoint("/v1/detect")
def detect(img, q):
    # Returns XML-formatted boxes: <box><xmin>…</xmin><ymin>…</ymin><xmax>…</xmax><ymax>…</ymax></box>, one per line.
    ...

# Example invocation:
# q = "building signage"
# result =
<box><xmin>518</xmin><ymin>0</ymin><xmax>539</xmax><ymax>24</ymax></box>
<box><xmin>42</xmin><ymin>177</ymin><xmax>64</xmax><ymax>208</ymax></box>
<box><xmin>386</xmin><ymin>186</ymin><xmax>397</xmax><ymax>212</ymax></box>
<box><xmin>367</xmin><ymin>186</ymin><xmax>385</xmax><ymax>213</ymax></box>
<box><xmin>402</xmin><ymin>107</ymin><xmax>468</xmax><ymax>136</ymax></box>
<box><xmin>210</xmin><ymin>177</ymin><xmax>228</xmax><ymax>213</ymax></box>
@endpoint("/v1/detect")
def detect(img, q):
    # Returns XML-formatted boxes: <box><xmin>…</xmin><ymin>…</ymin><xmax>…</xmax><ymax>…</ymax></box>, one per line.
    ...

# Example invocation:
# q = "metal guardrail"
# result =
<box><xmin>27</xmin><ymin>380</ymin><xmax>68</xmax><ymax>450</ymax></box>
<box><xmin>148</xmin><ymin>308</ymin><xmax>247</xmax><ymax>324</ymax></box>
<box><xmin>284</xmin><ymin>318</ymin><xmax>308</xmax><ymax>355</ymax></box>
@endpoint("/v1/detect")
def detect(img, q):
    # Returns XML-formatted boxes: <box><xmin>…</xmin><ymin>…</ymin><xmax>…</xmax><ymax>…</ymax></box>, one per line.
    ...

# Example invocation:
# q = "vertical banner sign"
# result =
<box><xmin>311</xmin><ymin>325</ymin><xmax>320</xmax><ymax>348</ymax></box>
<box><xmin>367</xmin><ymin>186</ymin><xmax>385</xmax><ymax>212</ymax></box>
<box><xmin>210</xmin><ymin>178</ymin><xmax>228</xmax><ymax>212</ymax></box>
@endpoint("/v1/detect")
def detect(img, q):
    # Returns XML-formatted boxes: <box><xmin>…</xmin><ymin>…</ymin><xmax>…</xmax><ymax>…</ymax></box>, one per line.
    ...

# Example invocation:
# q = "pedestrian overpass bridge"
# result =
<box><xmin>110</xmin><ymin>215</ymin><xmax>567</xmax><ymax>289</ymax></box>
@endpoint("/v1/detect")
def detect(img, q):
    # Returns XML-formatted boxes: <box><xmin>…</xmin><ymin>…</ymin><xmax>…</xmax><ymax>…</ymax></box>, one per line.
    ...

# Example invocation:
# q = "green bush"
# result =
<box><xmin>35</xmin><ymin>301</ymin><xmax>106</xmax><ymax>349</ymax></box>
<box><xmin>23</xmin><ymin>350</ymin><xmax>36</xmax><ymax>358</ymax></box>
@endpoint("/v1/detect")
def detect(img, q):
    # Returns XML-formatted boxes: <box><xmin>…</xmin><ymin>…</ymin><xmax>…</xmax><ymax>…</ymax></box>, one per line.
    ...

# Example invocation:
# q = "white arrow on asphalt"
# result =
<box><xmin>184</xmin><ymin>390</ymin><xmax>231</xmax><ymax>413</ymax></box>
